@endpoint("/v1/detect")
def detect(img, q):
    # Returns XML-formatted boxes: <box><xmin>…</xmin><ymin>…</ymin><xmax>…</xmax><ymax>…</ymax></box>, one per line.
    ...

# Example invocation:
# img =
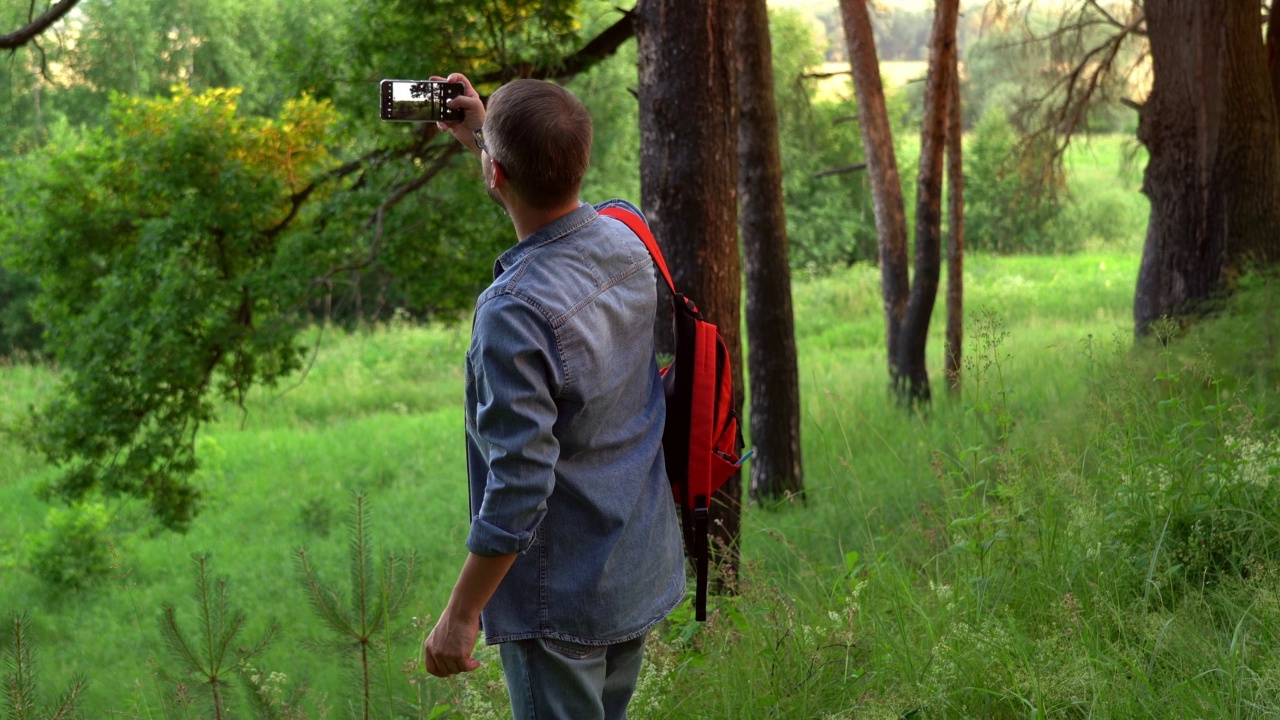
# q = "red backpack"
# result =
<box><xmin>599</xmin><ymin>205</ymin><xmax>747</xmax><ymax>621</ymax></box>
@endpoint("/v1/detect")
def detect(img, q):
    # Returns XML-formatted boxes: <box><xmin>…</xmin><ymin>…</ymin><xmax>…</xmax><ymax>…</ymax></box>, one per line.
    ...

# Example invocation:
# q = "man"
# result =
<box><xmin>421</xmin><ymin>73</ymin><xmax>686</xmax><ymax>720</ymax></box>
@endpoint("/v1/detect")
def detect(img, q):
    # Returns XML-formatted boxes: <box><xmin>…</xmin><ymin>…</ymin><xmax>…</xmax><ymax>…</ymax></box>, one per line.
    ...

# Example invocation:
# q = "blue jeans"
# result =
<box><xmin>498</xmin><ymin>634</ymin><xmax>647</xmax><ymax>720</ymax></box>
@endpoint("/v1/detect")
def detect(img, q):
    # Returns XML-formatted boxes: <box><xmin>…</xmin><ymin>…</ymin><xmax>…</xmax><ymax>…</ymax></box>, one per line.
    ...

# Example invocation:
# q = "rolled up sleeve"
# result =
<box><xmin>465</xmin><ymin>295</ymin><xmax>563</xmax><ymax>557</ymax></box>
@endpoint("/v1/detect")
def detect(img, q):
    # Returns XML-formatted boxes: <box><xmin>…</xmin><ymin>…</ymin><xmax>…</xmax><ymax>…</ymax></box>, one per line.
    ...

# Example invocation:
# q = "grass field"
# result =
<box><xmin>0</xmin><ymin>252</ymin><xmax>1138</xmax><ymax>717</ymax></box>
<box><xmin>3</xmin><ymin>139</ymin><xmax>1280</xmax><ymax>718</ymax></box>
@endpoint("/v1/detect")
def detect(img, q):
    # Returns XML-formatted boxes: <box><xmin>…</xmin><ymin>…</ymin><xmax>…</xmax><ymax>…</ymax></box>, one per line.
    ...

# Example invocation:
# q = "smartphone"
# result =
<box><xmin>379</xmin><ymin>79</ymin><xmax>465</xmax><ymax>122</ymax></box>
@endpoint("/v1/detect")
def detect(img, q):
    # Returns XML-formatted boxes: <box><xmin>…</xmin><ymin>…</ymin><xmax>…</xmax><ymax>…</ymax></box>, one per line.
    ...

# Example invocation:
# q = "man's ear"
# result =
<box><xmin>490</xmin><ymin>159</ymin><xmax>506</xmax><ymax>188</ymax></box>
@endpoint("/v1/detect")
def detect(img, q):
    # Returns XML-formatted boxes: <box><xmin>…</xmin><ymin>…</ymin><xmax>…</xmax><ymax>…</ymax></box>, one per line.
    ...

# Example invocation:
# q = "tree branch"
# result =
<box><xmin>1006</xmin><ymin>0</ymin><xmax>1145</xmax><ymax>167</ymax></box>
<box><xmin>1</xmin><ymin>0</ymin><xmax>80</xmax><ymax>51</ymax></box>
<box><xmin>362</xmin><ymin>146</ymin><xmax>463</xmax><ymax>234</ymax></box>
<box><xmin>260</xmin><ymin>147</ymin><xmax>387</xmax><ymax>244</ymax></box>
<box><xmin>32</xmin><ymin>38</ymin><xmax>52</xmax><ymax>82</ymax></box>
<box><xmin>813</xmin><ymin>163</ymin><xmax>867</xmax><ymax>178</ymax></box>
<box><xmin>336</xmin><ymin>10</ymin><xmax>638</xmax><ymax>210</ymax></box>
<box><xmin>285</xmin><ymin>9</ymin><xmax>642</xmax><ymax>315</ymax></box>
<box><xmin>1052</xmin><ymin>10</ymin><xmax>1142</xmax><ymax>134</ymax></box>
<box><xmin>1084</xmin><ymin>0</ymin><xmax>1125</xmax><ymax>30</ymax></box>
<box><xmin>473</xmin><ymin>8</ymin><xmax>636</xmax><ymax>84</ymax></box>
<box><xmin>802</xmin><ymin>69</ymin><xmax>851</xmax><ymax>80</ymax></box>
<box><xmin>314</xmin><ymin>142</ymin><xmax>465</xmax><ymax>283</ymax></box>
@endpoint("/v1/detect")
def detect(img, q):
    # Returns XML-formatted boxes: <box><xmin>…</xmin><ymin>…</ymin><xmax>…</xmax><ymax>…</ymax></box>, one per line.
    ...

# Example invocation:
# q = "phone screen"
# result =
<box><xmin>380</xmin><ymin>80</ymin><xmax>464</xmax><ymax>122</ymax></box>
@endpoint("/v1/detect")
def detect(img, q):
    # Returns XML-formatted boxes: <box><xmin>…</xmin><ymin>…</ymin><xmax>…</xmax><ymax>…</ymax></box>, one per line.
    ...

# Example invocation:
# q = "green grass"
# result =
<box><xmin>0</xmin><ymin>248</ymin><xmax>1145</xmax><ymax>717</ymax></box>
<box><xmin>5</xmin><ymin>138</ymin><xmax>1280</xmax><ymax>718</ymax></box>
<box><xmin>1</xmin><ymin>323</ymin><xmax>478</xmax><ymax>717</ymax></box>
<box><xmin>5</xmin><ymin>262</ymin><xmax>1279</xmax><ymax>719</ymax></box>
<box><xmin>647</xmin><ymin>266</ymin><xmax>1278</xmax><ymax>720</ymax></box>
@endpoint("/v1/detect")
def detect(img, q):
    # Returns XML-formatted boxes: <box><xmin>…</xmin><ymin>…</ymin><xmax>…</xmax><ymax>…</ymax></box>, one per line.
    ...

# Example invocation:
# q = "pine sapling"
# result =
<box><xmin>2</xmin><ymin>612</ymin><xmax>87</xmax><ymax>720</ymax></box>
<box><xmin>295</xmin><ymin>493</ymin><xmax>416</xmax><ymax>720</ymax></box>
<box><xmin>157</xmin><ymin>554</ymin><xmax>277</xmax><ymax>720</ymax></box>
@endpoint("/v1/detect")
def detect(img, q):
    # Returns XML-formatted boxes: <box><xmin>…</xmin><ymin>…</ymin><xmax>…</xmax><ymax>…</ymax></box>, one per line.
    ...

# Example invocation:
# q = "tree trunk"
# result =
<box><xmin>636</xmin><ymin>0</ymin><xmax>743</xmax><ymax>584</ymax></box>
<box><xmin>1268</xmin><ymin>1</ymin><xmax>1280</xmax><ymax>131</ymax></box>
<box><xmin>1135</xmin><ymin>0</ymin><xmax>1280</xmax><ymax>332</ymax></box>
<box><xmin>839</xmin><ymin>0</ymin><xmax>911</xmax><ymax>391</ymax></box>
<box><xmin>944</xmin><ymin>55</ymin><xmax>964</xmax><ymax>394</ymax></box>
<box><xmin>842</xmin><ymin>0</ymin><xmax>957</xmax><ymax>404</ymax></box>
<box><xmin>737</xmin><ymin>0</ymin><xmax>804</xmax><ymax>504</ymax></box>
<box><xmin>899</xmin><ymin>0</ymin><xmax>959</xmax><ymax>405</ymax></box>
<box><xmin>1219</xmin><ymin>0</ymin><xmax>1280</xmax><ymax>271</ymax></box>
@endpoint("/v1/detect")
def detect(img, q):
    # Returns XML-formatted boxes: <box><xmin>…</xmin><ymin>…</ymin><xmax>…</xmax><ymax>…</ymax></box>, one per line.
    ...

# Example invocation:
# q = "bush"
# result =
<box><xmin>28</xmin><ymin>502</ymin><xmax>115</xmax><ymax>591</ymax></box>
<box><xmin>0</xmin><ymin>265</ymin><xmax>42</xmax><ymax>358</ymax></box>
<box><xmin>965</xmin><ymin>108</ymin><xmax>1072</xmax><ymax>254</ymax></box>
<box><xmin>1055</xmin><ymin>182</ymin><xmax>1146</xmax><ymax>250</ymax></box>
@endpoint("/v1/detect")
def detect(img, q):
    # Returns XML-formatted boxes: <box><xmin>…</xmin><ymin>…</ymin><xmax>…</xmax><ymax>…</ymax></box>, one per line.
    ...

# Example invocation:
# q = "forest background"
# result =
<box><xmin>1</xmin><ymin>0</ymin><xmax>1278</xmax><ymax>718</ymax></box>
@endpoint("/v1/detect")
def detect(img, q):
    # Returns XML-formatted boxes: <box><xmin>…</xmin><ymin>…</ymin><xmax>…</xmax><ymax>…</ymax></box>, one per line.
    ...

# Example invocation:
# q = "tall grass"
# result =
<box><xmin>608</xmin><ymin>270</ymin><xmax>1280</xmax><ymax>720</ymax></box>
<box><xmin>3</xmin><ymin>259</ymin><xmax>1277</xmax><ymax>718</ymax></box>
<box><xmin>0</xmin><ymin>320</ymin><xmax>473</xmax><ymax>716</ymax></box>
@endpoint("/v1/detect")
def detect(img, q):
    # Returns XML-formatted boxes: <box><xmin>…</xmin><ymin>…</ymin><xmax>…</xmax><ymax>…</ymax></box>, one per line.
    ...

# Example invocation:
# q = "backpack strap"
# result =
<box><xmin>598</xmin><ymin>206</ymin><xmax>677</xmax><ymax>296</ymax></box>
<box><xmin>600</xmin><ymin>203</ymin><xmax>716</xmax><ymax>622</ymax></box>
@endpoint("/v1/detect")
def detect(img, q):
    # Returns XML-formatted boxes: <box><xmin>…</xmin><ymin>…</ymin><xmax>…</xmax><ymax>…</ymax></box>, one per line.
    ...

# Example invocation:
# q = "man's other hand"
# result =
<box><xmin>423</xmin><ymin>607</ymin><xmax>483</xmax><ymax>678</ymax></box>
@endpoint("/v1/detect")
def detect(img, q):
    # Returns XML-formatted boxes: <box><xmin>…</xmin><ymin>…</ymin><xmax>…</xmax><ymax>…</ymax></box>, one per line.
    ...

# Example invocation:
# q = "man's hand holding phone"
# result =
<box><xmin>431</xmin><ymin>73</ymin><xmax>485</xmax><ymax>157</ymax></box>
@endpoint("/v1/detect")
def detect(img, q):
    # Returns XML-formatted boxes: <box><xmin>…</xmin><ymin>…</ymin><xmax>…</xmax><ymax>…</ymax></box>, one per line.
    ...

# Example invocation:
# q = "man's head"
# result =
<box><xmin>482</xmin><ymin>79</ymin><xmax>592</xmax><ymax>211</ymax></box>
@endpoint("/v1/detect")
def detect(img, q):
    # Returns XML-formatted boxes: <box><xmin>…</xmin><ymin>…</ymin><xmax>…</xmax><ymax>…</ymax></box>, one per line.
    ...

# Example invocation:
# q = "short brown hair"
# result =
<box><xmin>484</xmin><ymin>80</ymin><xmax>593</xmax><ymax>210</ymax></box>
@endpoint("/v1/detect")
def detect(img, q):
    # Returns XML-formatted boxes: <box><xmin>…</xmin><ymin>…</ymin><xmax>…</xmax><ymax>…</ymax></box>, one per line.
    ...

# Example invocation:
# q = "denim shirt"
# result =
<box><xmin>464</xmin><ymin>199</ymin><xmax>686</xmax><ymax>645</ymax></box>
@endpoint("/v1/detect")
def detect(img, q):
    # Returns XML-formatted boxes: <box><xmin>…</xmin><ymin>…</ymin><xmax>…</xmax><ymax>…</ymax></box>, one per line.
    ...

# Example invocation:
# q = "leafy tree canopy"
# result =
<box><xmin>0</xmin><ymin>0</ymin><xmax>634</xmax><ymax>529</ymax></box>
<box><xmin>2</xmin><ymin>87</ymin><xmax>339</xmax><ymax>529</ymax></box>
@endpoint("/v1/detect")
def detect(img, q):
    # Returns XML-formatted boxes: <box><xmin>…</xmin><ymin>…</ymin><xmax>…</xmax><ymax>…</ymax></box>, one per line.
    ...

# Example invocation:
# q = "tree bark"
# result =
<box><xmin>944</xmin><ymin>54</ymin><xmax>964</xmax><ymax>394</ymax></box>
<box><xmin>1135</xmin><ymin>0</ymin><xmax>1280</xmax><ymax>332</ymax></box>
<box><xmin>1268</xmin><ymin>1</ymin><xmax>1280</xmax><ymax>132</ymax></box>
<box><xmin>737</xmin><ymin>0</ymin><xmax>804</xmax><ymax>504</ymax></box>
<box><xmin>841</xmin><ymin>0</ymin><xmax>957</xmax><ymax>404</ymax></box>
<box><xmin>839</xmin><ymin>0</ymin><xmax>911</xmax><ymax>391</ymax></box>
<box><xmin>900</xmin><ymin>0</ymin><xmax>959</xmax><ymax>405</ymax></box>
<box><xmin>1218</xmin><ymin>0</ymin><xmax>1280</xmax><ymax>271</ymax></box>
<box><xmin>636</xmin><ymin>0</ymin><xmax>743</xmax><ymax>584</ymax></box>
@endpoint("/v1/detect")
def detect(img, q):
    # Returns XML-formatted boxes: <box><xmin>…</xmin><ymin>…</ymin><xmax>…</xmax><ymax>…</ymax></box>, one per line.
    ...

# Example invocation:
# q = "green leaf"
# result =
<box><xmin>844</xmin><ymin>550</ymin><xmax>861</xmax><ymax>574</ymax></box>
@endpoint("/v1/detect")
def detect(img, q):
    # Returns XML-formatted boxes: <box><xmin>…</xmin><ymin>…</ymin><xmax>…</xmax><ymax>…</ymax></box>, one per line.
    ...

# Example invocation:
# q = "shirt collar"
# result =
<box><xmin>494</xmin><ymin>202</ymin><xmax>597</xmax><ymax>278</ymax></box>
